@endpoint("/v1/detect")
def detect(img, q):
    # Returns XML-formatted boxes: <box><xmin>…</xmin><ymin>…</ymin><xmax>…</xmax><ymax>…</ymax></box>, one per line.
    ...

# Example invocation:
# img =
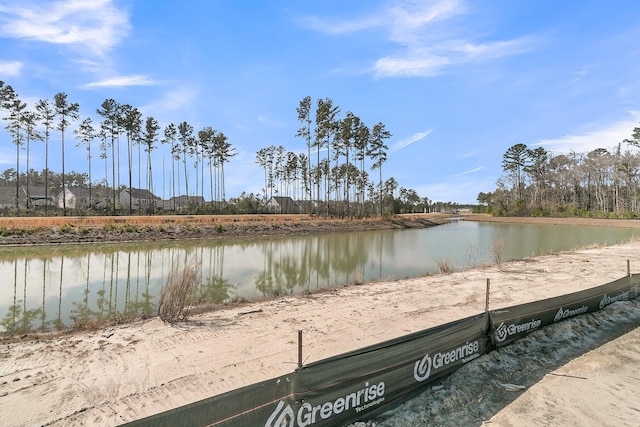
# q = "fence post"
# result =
<box><xmin>628</xmin><ymin>259</ymin><xmax>631</xmax><ymax>277</ymax></box>
<box><xmin>485</xmin><ymin>278</ymin><xmax>490</xmax><ymax>312</ymax></box>
<box><xmin>298</xmin><ymin>330</ymin><xmax>303</xmax><ymax>370</ymax></box>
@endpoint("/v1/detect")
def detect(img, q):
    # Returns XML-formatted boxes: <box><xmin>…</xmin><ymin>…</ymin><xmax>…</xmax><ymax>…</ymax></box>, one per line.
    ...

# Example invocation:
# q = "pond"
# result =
<box><xmin>0</xmin><ymin>220</ymin><xmax>636</xmax><ymax>333</ymax></box>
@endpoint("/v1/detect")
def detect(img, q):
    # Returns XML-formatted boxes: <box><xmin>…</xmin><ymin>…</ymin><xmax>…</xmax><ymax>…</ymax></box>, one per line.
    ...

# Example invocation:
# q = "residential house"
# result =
<box><xmin>162</xmin><ymin>195</ymin><xmax>206</xmax><ymax>211</ymax></box>
<box><xmin>58</xmin><ymin>187</ymin><xmax>112</xmax><ymax>210</ymax></box>
<box><xmin>120</xmin><ymin>188</ymin><xmax>162</xmax><ymax>212</ymax></box>
<box><xmin>0</xmin><ymin>186</ymin><xmax>23</xmax><ymax>209</ymax></box>
<box><xmin>266</xmin><ymin>196</ymin><xmax>298</xmax><ymax>214</ymax></box>
<box><xmin>26</xmin><ymin>186</ymin><xmax>57</xmax><ymax>208</ymax></box>
<box><xmin>0</xmin><ymin>185</ymin><xmax>57</xmax><ymax>209</ymax></box>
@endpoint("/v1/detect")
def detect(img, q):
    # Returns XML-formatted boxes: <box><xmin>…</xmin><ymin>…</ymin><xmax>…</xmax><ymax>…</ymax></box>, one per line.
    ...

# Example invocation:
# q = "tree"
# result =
<box><xmin>74</xmin><ymin>117</ymin><xmax>96</xmax><ymax>207</ymax></box>
<box><xmin>255</xmin><ymin>148</ymin><xmax>269</xmax><ymax>203</ymax></box>
<box><xmin>354</xmin><ymin>119</ymin><xmax>370</xmax><ymax>215</ymax></box>
<box><xmin>177</xmin><ymin>121</ymin><xmax>194</xmax><ymax>202</ymax></box>
<box><xmin>525</xmin><ymin>147</ymin><xmax>550</xmax><ymax>207</ymax></box>
<box><xmin>35</xmin><ymin>99</ymin><xmax>56</xmax><ymax>213</ymax></box>
<box><xmin>336</xmin><ymin>112</ymin><xmax>360</xmax><ymax>216</ymax></box>
<box><xmin>120</xmin><ymin>104</ymin><xmax>142</xmax><ymax>213</ymax></box>
<box><xmin>198</xmin><ymin>126</ymin><xmax>216</xmax><ymax>205</ymax></box>
<box><xmin>501</xmin><ymin>143</ymin><xmax>530</xmax><ymax>202</ymax></box>
<box><xmin>22</xmin><ymin>110</ymin><xmax>43</xmax><ymax>210</ymax></box>
<box><xmin>96</xmin><ymin>99</ymin><xmax>121</xmax><ymax>214</ymax></box>
<box><xmin>296</xmin><ymin>96</ymin><xmax>313</xmax><ymax>210</ymax></box>
<box><xmin>2</xmin><ymin>86</ymin><xmax>26</xmax><ymax>209</ymax></box>
<box><xmin>142</xmin><ymin>116</ymin><xmax>160</xmax><ymax>212</ymax></box>
<box><xmin>213</xmin><ymin>131</ymin><xmax>235</xmax><ymax>204</ymax></box>
<box><xmin>623</xmin><ymin>123</ymin><xmax>640</xmax><ymax>149</ymax></box>
<box><xmin>162</xmin><ymin>123</ymin><xmax>178</xmax><ymax>207</ymax></box>
<box><xmin>314</xmin><ymin>98</ymin><xmax>340</xmax><ymax>214</ymax></box>
<box><xmin>368</xmin><ymin>122</ymin><xmax>391</xmax><ymax>215</ymax></box>
<box><xmin>54</xmin><ymin>93</ymin><xmax>80</xmax><ymax>215</ymax></box>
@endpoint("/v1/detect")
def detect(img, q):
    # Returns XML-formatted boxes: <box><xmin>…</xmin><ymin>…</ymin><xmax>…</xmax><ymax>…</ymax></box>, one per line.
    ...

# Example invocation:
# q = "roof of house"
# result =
<box><xmin>121</xmin><ymin>188</ymin><xmax>162</xmax><ymax>200</ymax></box>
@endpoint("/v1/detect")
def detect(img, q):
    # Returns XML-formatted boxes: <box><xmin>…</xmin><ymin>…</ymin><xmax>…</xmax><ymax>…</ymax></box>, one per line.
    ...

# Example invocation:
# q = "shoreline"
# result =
<box><xmin>0</xmin><ymin>214</ymin><xmax>449</xmax><ymax>246</ymax></box>
<box><xmin>0</xmin><ymin>215</ymin><xmax>639</xmax><ymax>426</ymax></box>
<box><xmin>1</xmin><ymin>212</ymin><xmax>640</xmax><ymax>247</ymax></box>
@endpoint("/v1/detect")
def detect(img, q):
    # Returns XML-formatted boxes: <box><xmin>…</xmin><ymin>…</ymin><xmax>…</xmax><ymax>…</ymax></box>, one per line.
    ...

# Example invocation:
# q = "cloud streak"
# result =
<box><xmin>300</xmin><ymin>0</ymin><xmax>537</xmax><ymax>78</ymax></box>
<box><xmin>459</xmin><ymin>166</ymin><xmax>483</xmax><ymax>175</ymax></box>
<box><xmin>0</xmin><ymin>0</ymin><xmax>130</xmax><ymax>56</ymax></box>
<box><xmin>391</xmin><ymin>130</ymin><xmax>432</xmax><ymax>152</ymax></box>
<box><xmin>83</xmin><ymin>75</ymin><xmax>164</xmax><ymax>89</ymax></box>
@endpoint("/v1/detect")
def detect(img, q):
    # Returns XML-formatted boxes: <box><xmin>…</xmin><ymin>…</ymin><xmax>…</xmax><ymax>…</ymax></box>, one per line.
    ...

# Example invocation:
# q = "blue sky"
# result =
<box><xmin>1</xmin><ymin>0</ymin><xmax>640</xmax><ymax>204</ymax></box>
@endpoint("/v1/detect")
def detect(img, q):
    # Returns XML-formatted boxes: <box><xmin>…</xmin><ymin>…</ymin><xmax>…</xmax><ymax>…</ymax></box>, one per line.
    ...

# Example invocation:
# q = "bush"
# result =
<box><xmin>157</xmin><ymin>261</ymin><xmax>201</xmax><ymax>323</ymax></box>
<box><xmin>435</xmin><ymin>258</ymin><xmax>454</xmax><ymax>274</ymax></box>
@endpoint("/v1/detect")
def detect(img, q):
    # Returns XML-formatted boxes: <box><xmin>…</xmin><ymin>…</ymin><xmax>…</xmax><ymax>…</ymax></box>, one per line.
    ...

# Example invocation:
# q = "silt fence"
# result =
<box><xmin>121</xmin><ymin>273</ymin><xmax>640</xmax><ymax>427</ymax></box>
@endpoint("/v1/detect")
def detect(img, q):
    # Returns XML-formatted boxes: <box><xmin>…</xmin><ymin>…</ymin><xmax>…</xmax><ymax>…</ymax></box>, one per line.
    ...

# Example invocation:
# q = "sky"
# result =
<box><xmin>1</xmin><ymin>0</ymin><xmax>640</xmax><ymax>205</ymax></box>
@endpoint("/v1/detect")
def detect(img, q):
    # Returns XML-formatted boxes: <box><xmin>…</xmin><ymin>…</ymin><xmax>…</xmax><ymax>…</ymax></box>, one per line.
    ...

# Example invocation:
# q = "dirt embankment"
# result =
<box><xmin>462</xmin><ymin>213</ymin><xmax>640</xmax><ymax>228</ymax></box>
<box><xmin>2</xmin><ymin>213</ymin><xmax>639</xmax><ymax>246</ymax></box>
<box><xmin>0</xmin><ymin>213</ymin><xmax>450</xmax><ymax>246</ymax></box>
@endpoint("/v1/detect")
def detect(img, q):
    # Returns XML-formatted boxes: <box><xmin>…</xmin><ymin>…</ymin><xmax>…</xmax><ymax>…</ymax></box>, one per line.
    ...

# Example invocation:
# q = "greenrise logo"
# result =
<box><xmin>265</xmin><ymin>381</ymin><xmax>386</xmax><ymax>427</ymax></box>
<box><xmin>414</xmin><ymin>341</ymin><xmax>481</xmax><ymax>382</ymax></box>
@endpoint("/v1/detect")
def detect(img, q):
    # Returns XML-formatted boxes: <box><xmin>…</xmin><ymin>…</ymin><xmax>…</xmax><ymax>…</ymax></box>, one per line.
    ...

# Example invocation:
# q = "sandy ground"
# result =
<box><xmin>1</xmin><ymin>217</ymin><xmax>640</xmax><ymax>426</ymax></box>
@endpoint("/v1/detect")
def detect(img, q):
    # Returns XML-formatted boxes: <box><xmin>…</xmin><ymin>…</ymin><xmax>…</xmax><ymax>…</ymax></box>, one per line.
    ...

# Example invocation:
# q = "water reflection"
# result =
<box><xmin>0</xmin><ymin>221</ymin><xmax>636</xmax><ymax>334</ymax></box>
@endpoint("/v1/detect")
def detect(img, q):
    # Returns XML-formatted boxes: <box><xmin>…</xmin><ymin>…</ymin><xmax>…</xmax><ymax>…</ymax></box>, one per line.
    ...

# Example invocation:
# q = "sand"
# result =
<box><xmin>1</xmin><ymin>218</ymin><xmax>639</xmax><ymax>426</ymax></box>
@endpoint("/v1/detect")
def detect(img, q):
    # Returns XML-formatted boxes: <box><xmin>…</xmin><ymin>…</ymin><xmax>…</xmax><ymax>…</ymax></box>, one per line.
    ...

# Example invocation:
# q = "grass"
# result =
<box><xmin>490</xmin><ymin>237</ymin><xmax>505</xmax><ymax>268</ymax></box>
<box><xmin>157</xmin><ymin>261</ymin><xmax>202</xmax><ymax>323</ymax></box>
<box><xmin>435</xmin><ymin>258</ymin><xmax>454</xmax><ymax>274</ymax></box>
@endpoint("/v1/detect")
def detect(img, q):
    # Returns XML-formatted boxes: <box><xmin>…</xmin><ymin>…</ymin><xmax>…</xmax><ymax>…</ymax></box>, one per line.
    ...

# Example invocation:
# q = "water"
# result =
<box><xmin>0</xmin><ymin>220</ymin><xmax>636</xmax><ymax>333</ymax></box>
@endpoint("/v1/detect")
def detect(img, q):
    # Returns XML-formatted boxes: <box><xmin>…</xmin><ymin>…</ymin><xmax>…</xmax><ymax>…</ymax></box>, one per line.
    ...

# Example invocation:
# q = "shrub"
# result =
<box><xmin>122</xmin><ymin>223</ymin><xmax>140</xmax><ymax>233</ymax></box>
<box><xmin>490</xmin><ymin>237</ymin><xmax>505</xmax><ymax>267</ymax></box>
<box><xmin>435</xmin><ymin>258</ymin><xmax>454</xmax><ymax>274</ymax></box>
<box><xmin>157</xmin><ymin>261</ymin><xmax>201</xmax><ymax>323</ymax></box>
<box><xmin>59</xmin><ymin>223</ymin><xmax>75</xmax><ymax>234</ymax></box>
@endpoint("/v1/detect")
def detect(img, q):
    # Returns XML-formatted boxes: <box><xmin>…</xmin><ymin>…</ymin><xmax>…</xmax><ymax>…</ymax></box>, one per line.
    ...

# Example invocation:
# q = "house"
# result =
<box><xmin>0</xmin><ymin>186</ymin><xmax>23</xmax><ymax>209</ymax></box>
<box><xmin>120</xmin><ymin>188</ymin><xmax>162</xmax><ymax>212</ymax></box>
<box><xmin>162</xmin><ymin>195</ymin><xmax>206</xmax><ymax>211</ymax></box>
<box><xmin>266</xmin><ymin>196</ymin><xmax>298</xmax><ymax>214</ymax></box>
<box><xmin>26</xmin><ymin>186</ymin><xmax>57</xmax><ymax>207</ymax></box>
<box><xmin>59</xmin><ymin>187</ymin><xmax>113</xmax><ymax>210</ymax></box>
<box><xmin>0</xmin><ymin>185</ymin><xmax>57</xmax><ymax>209</ymax></box>
<box><xmin>57</xmin><ymin>188</ymin><xmax>77</xmax><ymax>209</ymax></box>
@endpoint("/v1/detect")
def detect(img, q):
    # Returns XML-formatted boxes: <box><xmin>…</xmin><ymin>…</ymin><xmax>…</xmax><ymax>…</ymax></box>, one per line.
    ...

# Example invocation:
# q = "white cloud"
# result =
<box><xmin>374</xmin><ymin>54</ymin><xmax>449</xmax><ymax>77</ymax></box>
<box><xmin>83</xmin><ymin>75</ymin><xmax>163</xmax><ymax>88</ymax></box>
<box><xmin>301</xmin><ymin>0</ymin><xmax>536</xmax><ymax>78</ymax></box>
<box><xmin>0</xmin><ymin>0</ymin><xmax>130</xmax><ymax>56</ymax></box>
<box><xmin>0</xmin><ymin>60</ymin><xmax>22</xmax><ymax>76</ymax></box>
<box><xmin>141</xmin><ymin>86</ymin><xmax>199</xmax><ymax>119</ymax></box>
<box><xmin>391</xmin><ymin>130</ymin><xmax>432</xmax><ymax>152</ymax></box>
<box><xmin>374</xmin><ymin>36</ymin><xmax>537</xmax><ymax>78</ymax></box>
<box><xmin>533</xmin><ymin>111</ymin><xmax>640</xmax><ymax>154</ymax></box>
<box><xmin>459</xmin><ymin>166</ymin><xmax>483</xmax><ymax>175</ymax></box>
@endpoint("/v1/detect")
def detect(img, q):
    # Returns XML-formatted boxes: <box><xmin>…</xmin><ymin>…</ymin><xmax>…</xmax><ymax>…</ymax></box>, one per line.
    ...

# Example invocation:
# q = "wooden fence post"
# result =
<box><xmin>485</xmin><ymin>278</ymin><xmax>490</xmax><ymax>312</ymax></box>
<box><xmin>298</xmin><ymin>330</ymin><xmax>303</xmax><ymax>370</ymax></box>
<box><xmin>628</xmin><ymin>259</ymin><xmax>631</xmax><ymax>277</ymax></box>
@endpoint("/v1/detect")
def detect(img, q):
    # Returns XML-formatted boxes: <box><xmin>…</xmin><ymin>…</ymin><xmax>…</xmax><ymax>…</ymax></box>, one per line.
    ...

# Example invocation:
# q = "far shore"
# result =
<box><xmin>1</xmin><ymin>212</ymin><xmax>639</xmax><ymax>247</ymax></box>
<box><xmin>0</xmin><ymin>213</ymin><xmax>449</xmax><ymax>246</ymax></box>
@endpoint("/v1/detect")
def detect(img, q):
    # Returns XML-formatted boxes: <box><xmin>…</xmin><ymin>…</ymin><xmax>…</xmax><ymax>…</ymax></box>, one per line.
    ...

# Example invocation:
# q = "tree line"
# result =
<box><xmin>1</xmin><ymin>81</ymin><xmax>436</xmax><ymax>217</ymax></box>
<box><xmin>257</xmin><ymin>96</ymin><xmax>403</xmax><ymax>217</ymax></box>
<box><xmin>0</xmin><ymin>80</ymin><xmax>237</xmax><ymax>216</ymax></box>
<box><xmin>481</xmin><ymin>127</ymin><xmax>640</xmax><ymax>217</ymax></box>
